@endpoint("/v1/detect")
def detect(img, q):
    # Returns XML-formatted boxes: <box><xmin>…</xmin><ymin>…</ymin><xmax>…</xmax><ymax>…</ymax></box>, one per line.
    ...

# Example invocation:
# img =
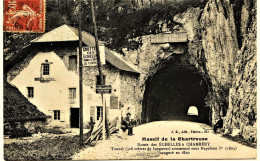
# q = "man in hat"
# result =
<box><xmin>124</xmin><ymin>112</ymin><xmax>134</xmax><ymax>136</ymax></box>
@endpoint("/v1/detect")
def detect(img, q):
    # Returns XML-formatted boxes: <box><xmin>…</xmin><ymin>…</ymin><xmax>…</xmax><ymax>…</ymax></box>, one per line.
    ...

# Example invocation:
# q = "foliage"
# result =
<box><xmin>86</xmin><ymin>0</ymin><xmax>207</xmax><ymax>51</ymax></box>
<box><xmin>4</xmin><ymin>0</ymin><xmax>207</xmax><ymax>60</ymax></box>
<box><xmin>8</xmin><ymin>124</ymin><xmax>32</xmax><ymax>138</ymax></box>
<box><xmin>3</xmin><ymin>33</ymin><xmax>39</xmax><ymax>61</ymax></box>
<box><xmin>4</xmin><ymin>133</ymin><xmax>90</xmax><ymax>160</ymax></box>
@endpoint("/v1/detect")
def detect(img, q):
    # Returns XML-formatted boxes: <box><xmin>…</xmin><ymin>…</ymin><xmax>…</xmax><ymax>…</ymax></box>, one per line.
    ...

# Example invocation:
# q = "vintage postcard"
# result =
<box><xmin>2</xmin><ymin>0</ymin><xmax>257</xmax><ymax>160</ymax></box>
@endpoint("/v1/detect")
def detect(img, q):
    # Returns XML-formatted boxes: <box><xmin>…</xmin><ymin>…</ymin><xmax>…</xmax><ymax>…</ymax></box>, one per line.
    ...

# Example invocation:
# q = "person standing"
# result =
<box><xmin>124</xmin><ymin>112</ymin><xmax>134</xmax><ymax>136</ymax></box>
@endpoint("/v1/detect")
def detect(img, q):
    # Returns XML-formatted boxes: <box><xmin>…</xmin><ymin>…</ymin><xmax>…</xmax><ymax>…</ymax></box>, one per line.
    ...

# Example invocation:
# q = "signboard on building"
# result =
<box><xmin>78</xmin><ymin>46</ymin><xmax>106</xmax><ymax>66</ymax></box>
<box><xmin>110</xmin><ymin>96</ymin><xmax>119</xmax><ymax>109</ymax></box>
<box><xmin>82</xmin><ymin>46</ymin><xmax>97</xmax><ymax>66</ymax></box>
<box><xmin>35</xmin><ymin>77</ymin><xmax>55</xmax><ymax>83</ymax></box>
<box><xmin>96</xmin><ymin>85</ymin><xmax>112</xmax><ymax>94</ymax></box>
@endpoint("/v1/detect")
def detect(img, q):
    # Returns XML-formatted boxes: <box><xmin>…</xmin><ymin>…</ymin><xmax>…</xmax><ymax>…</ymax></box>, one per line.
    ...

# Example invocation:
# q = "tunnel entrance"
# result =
<box><xmin>142</xmin><ymin>57</ymin><xmax>209</xmax><ymax>124</ymax></box>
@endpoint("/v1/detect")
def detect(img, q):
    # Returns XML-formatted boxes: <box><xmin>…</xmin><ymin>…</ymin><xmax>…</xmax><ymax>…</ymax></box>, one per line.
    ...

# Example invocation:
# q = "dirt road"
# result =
<box><xmin>72</xmin><ymin>121</ymin><xmax>256</xmax><ymax>160</ymax></box>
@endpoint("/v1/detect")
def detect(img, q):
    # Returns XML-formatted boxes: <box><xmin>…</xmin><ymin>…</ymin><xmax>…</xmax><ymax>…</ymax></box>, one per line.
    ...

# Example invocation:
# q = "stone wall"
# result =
<box><xmin>120</xmin><ymin>71</ymin><xmax>140</xmax><ymax>121</ymax></box>
<box><xmin>24</xmin><ymin>120</ymin><xmax>48</xmax><ymax>134</ymax></box>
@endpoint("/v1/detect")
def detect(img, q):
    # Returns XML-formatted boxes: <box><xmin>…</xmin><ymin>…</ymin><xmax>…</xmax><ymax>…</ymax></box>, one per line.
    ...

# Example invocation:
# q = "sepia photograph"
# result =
<box><xmin>2</xmin><ymin>0</ymin><xmax>257</xmax><ymax>160</ymax></box>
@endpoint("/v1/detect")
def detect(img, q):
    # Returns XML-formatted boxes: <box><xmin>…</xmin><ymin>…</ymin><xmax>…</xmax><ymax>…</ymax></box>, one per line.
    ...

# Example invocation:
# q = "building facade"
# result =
<box><xmin>6</xmin><ymin>25</ymin><xmax>140</xmax><ymax>128</ymax></box>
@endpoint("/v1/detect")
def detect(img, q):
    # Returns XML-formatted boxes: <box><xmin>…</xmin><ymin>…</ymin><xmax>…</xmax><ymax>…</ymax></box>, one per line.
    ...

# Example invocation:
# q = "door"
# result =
<box><xmin>96</xmin><ymin>106</ymin><xmax>103</xmax><ymax>121</ymax></box>
<box><xmin>70</xmin><ymin>108</ymin><xmax>79</xmax><ymax>128</ymax></box>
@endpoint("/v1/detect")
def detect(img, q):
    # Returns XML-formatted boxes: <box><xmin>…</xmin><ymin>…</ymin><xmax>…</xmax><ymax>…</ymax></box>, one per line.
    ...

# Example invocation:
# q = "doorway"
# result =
<box><xmin>70</xmin><ymin>108</ymin><xmax>79</xmax><ymax>128</ymax></box>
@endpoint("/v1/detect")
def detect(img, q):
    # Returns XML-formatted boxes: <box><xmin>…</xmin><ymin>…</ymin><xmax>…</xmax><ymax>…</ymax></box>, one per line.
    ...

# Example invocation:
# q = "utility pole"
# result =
<box><xmin>89</xmin><ymin>0</ymin><xmax>107</xmax><ymax>140</ymax></box>
<box><xmin>78</xmin><ymin>0</ymin><xmax>84</xmax><ymax>146</ymax></box>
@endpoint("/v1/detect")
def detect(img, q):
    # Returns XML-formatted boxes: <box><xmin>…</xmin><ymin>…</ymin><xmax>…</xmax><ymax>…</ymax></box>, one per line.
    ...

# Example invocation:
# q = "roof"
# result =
<box><xmin>31</xmin><ymin>24</ymin><xmax>105</xmax><ymax>46</ymax></box>
<box><xmin>4</xmin><ymin>44</ymin><xmax>34</xmax><ymax>73</ymax></box>
<box><xmin>4</xmin><ymin>80</ymin><xmax>49</xmax><ymax>122</ymax></box>
<box><xmin>105</xmin><ymin>48</ymin><xmax>140</xmax><ymax>73</ymax></box>
<box><xmin>31</xmin><ymin>24</ymin><xmax>140</xmax><ymax>73</ymax></box>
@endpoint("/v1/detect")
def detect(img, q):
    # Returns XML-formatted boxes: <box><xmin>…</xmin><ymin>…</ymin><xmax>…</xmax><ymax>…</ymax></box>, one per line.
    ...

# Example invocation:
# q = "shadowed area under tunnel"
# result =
<box><xmin>142</xmin><ymin>59</ymin><xmax>209</xmax><ymax>123</ymax></box>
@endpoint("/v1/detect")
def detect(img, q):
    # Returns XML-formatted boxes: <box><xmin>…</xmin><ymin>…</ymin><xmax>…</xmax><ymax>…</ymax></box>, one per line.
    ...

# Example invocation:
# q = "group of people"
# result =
<box><xmin>120</xmin><ymin>112</ymin><xmax>223</xmax><ymax>135</ymax></box>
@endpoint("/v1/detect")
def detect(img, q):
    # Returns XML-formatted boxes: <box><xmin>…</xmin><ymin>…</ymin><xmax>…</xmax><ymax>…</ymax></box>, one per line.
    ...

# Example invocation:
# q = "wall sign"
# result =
<box><xmin>78</xmin><ymin>46</ymin><xmax>106</xmax><ymax>66</ymax></box>
<box><xmin>96</xmin><ymin>85</ymin><xmax>112</xmax><ymax>94</ymax></box>
<box><xmin>82</xmin><ymin>47</ymin><xmax>98</xmax><ymax>66</ymax></box>
<box><xmin>35</xmin><ymin>77</ymin><xmax>55</xmax><ymax>83</ymax></box>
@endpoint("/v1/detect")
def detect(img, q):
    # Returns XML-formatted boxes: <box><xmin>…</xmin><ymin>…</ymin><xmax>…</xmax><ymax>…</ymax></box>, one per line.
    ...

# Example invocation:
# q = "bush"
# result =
<box><xmin>4</xmin><ymin>133</ymin><xmax>91</xmax><ymax>160</ymax></box>
<box><xmin>9</xmin><ymin>127</ymin><xmax>32</xmax><ymax>138</ymax></box>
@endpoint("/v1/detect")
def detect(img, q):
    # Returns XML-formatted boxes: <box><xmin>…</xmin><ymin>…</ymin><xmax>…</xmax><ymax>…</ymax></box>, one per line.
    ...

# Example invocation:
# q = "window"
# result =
<box><xmin>96</xmin><ymin>106</ymin><xmax>103</xmax><ymax>120</ymax></box>
<box><xmin>54</xmin><ymin>110</ymin><xmax>60</xmax><ymax>120</ymax></box>
<box><xmin>69</xmin><ymin>55</ymin><xmax>77</xmax><ymax>71</ymax></box>
<box><xmin>96</xmin><ymin>75</ymin><xmax>105</xmax><ymax>85</ymax></box>
<box><xmin>42</xmin><ymin>64</ymin><xmax>50</xmax><ymax>75</ymax></box>
<box><xmin>69</xmin><ymin>88</ymin><xmax>76</xmax><ymax>99</ymax></box>
<box><xmin>27</xmin><ymin>87</ymin><xmax>34</xmax><ymax>98</ymax></box>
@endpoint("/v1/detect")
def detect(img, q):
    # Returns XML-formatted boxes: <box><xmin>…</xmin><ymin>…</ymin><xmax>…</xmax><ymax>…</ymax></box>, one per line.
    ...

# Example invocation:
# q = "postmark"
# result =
<box><xmin>4</xmin><ymin>0</ymin><xmax>45</xmax><ymax>33</ymax></box>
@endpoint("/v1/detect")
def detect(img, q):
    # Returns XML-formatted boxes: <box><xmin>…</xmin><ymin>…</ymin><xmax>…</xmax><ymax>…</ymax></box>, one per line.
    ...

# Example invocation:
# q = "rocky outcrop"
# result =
<box><xmin>200</xmin><ymin>0</ymin><xmax>239</xmax><ymax>86</ymax></box>
<box><xmin>173</xmin><ymin>0</ymin><xmax>256</xmax><ymax>142</ymax></box>
<box><xmin>199</xmin><ymin>0</ymin><xmax>240</xmax><ymax>124</ymax></box>
<box><xmin>225</xmin><ymin>0</ymin><xmax>256</xmax><ymax>142</ymax></box>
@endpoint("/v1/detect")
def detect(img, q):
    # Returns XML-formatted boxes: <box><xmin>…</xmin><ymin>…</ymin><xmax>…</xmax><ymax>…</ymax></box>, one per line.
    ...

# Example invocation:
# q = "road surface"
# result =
<box><xmin>72</xmin><ymin>121</ymin><xmax>256</xmax><ymax>160</ymax></box>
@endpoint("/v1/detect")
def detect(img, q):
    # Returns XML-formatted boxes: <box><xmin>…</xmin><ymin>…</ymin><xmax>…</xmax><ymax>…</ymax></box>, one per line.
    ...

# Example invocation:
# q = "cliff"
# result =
<box><xmin>173</xmin><ymin>0</ymin><xmax>256</xmax><ymax>142</ymax></box>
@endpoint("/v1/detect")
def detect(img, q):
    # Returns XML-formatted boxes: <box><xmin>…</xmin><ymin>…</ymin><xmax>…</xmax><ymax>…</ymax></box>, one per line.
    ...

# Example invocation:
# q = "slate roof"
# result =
<box><xmin>4</xmin><ymin>80</ymin><xmax>48</xmax><ymax>122</ymax></box>
<box><xmin>31</xmin><ymin>24</ymin><xmax>105</xmax><ymax>46</ymax></box>
<box><xmin>105</xmin><ymin>48</ymin><xmax>140</xmax><ymax>73</ymax></box>
<box><xmin>15</xmin><ymin>24</ymin><xmax>140</xmax><ymax>74</ymax></box>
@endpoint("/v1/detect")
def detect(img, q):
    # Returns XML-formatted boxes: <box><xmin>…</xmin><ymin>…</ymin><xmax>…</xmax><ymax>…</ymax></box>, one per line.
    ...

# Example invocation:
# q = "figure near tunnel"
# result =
<box><xmin>213</xmin><ymin>116</ymin><xmax>223</xmax><ymax>133</ymax></box>
<box><xmin>122</xmin><ymin>112</ymin><xmax>134</xmax><ymax>136</ymax></box>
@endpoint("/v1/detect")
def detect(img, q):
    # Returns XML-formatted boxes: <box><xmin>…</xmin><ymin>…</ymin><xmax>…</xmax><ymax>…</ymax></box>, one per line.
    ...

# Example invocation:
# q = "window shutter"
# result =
<box><xmin>90</xmin><ymin>106</ymin><xmax>95</xmax><ymax>118</ymax></box>
<box><xmin>60</xmin><ymin>110</ymin><xmax>65</xmax><ymax>122</ymax></box>
<box><xmin>90</xmin><ymin>106</ymin><xmax>95</xmax><ymax>121</ymax></box>
<box><xmin>48</xmin><ymin>110</ymin><xmax>53</xmax><ymax>119</ymax></box>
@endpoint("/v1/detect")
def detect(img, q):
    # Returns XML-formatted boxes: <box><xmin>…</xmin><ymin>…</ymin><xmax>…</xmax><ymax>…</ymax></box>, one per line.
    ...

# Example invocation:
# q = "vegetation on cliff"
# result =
<box><xmin>3</xmin><ymin>0</ymin><xmax>207</xmax><ymax>61</ymax></box>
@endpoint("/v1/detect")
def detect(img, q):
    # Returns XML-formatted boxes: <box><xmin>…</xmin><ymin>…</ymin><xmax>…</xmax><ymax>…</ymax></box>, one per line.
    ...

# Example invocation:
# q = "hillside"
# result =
<box><xmin>3</xmin><ymin>0</ymin><xmax>207</xmax><ymax>61</ymax></box>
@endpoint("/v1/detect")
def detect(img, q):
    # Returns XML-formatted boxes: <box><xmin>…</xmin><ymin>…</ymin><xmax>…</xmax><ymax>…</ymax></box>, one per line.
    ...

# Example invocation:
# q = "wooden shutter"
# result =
<box><xmin>90</xmin><ymin>106</ymin><xmax>95</xmax><ymax>118</ymax></box>
<box><xmin>60</xmin><ymin>110</ymin><xmax>65</xmax><ymax>122</ymax></box>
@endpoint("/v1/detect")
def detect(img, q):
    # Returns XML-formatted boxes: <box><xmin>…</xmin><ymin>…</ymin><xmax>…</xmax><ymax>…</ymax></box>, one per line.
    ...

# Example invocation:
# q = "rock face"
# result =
<box><xmin>226</xmin><ymin>0</ymin><xmax>257</xmax><ymax>142</ymax></box>
<box><xmin>123</xmin><ymin>0</ymin><xmax>256</xmax><ymax>143</ymax></box>
<box><xmin>173</xmin><ymin>0</ymin><xmax>256</xmax><ymax>142</ymax></box>
<box><xmin>200</xmin><ymin>0</ymin><xmax>239</xmax><ymax>124</ymax></box>
<box><xmin>200</xmin><ymin>0</ymin><xmax>239</xmax><ymax>87</ymax></box>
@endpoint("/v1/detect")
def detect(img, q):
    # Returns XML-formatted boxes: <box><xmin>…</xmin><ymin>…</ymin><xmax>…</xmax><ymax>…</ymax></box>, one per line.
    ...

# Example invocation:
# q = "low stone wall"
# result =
<box><xmin>24</xmin><ymin>120</ymin><xmax>48</xmax><ymax>133</ymax></box>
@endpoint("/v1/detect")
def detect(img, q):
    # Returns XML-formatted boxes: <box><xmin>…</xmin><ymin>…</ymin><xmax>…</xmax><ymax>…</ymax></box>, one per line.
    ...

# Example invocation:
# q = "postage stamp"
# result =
<box><xmin>3</xmin><ymin>0</ymin><xmax>45</xmax><ymax>33</ymax></box>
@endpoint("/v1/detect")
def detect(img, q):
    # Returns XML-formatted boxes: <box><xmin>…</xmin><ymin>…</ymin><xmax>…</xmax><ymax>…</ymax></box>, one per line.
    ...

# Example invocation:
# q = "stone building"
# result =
<box><xmin>5</xmin><ymin>25</ymin><xmax>140</xmax><ymax>128</ymax></box>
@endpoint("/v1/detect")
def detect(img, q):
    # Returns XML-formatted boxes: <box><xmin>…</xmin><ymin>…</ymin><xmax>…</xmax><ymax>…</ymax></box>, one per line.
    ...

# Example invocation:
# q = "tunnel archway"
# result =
<box><xmin>142</xmin><ymin>56</ymin><xmax>209</xmax><ymax>124</ymax></box>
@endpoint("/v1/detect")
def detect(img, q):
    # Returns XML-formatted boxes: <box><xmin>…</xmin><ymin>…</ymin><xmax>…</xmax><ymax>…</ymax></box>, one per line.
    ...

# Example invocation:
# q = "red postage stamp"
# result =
<box><xmin>3</xmin><ymin>0</ymin><xmax>45</xmax><ymax>33</ymax></box>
